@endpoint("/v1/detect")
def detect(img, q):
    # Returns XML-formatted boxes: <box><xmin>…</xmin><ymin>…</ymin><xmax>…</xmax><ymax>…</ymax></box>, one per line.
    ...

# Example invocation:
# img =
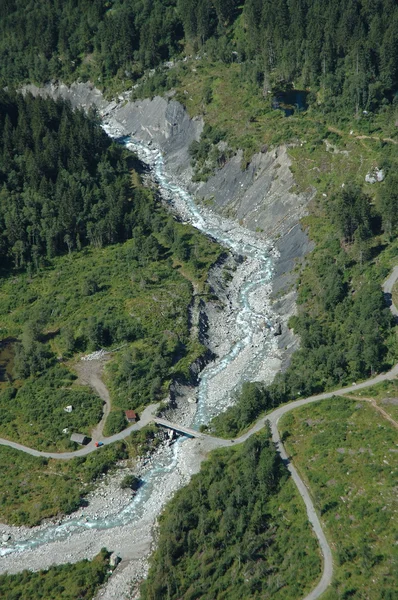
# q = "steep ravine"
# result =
<box><xmin>25</xmin><ymin>81</ymin><xmax>314</xmax><ymax>363</ymax></box>
<box><xmin>0</xmin><ymin>84</ymin><xmax>316</xmax><ymax>598</ymax></box>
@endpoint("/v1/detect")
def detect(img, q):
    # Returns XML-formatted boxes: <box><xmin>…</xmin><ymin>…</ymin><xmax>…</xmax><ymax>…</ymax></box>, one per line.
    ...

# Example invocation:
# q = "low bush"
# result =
<box><xmin>0</xmin><ymin>549</ymin><xmax>111</xmax><ymax>599</ymax></box>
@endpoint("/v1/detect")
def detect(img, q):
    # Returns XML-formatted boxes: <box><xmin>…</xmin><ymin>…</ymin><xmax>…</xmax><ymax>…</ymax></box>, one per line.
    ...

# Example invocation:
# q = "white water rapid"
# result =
<box><xmin>0</xmin><ymin>133</ymin><xmax>282</xmax><ymax>596</ymax></box>
<box><xmin>122</xmin><ymin>136</ymin><xmax>280</xmax><ymax>426</ymax></box>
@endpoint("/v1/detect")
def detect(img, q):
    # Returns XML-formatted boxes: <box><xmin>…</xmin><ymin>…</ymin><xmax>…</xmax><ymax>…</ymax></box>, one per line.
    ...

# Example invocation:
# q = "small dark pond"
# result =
<box><xmin>272</xmin><ymin>90</ymin><xmax>309</xmax><ymax>116</ymax></box>
<box><xmin>0</xmin><ymin>337</ymin><xmax>17</xmax><ymax>382</ymax></box>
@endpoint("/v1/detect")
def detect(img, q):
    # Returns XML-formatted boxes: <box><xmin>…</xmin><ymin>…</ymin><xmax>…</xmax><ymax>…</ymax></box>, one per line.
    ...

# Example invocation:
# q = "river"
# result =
<box><xmin>122</xmin><ymin>136</ymin><xmax>280</xmax><ymax>425</ymax></box>
<box><xmin>0</xmin><ymin>133</ymin><xmax>282</xmax><ymax>596</ymax></box>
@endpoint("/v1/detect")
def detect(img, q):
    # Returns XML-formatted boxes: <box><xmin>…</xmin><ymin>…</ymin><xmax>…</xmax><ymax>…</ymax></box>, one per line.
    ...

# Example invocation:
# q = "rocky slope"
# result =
<box><xmin>0</xmin><ymin>82</ymin><xmax>318</xmax><ymax>599</ymax></box>
<box><xmin>25</xmin><ymin>81</ymin><xmax>314</xmax><ymax>362</ymax></box>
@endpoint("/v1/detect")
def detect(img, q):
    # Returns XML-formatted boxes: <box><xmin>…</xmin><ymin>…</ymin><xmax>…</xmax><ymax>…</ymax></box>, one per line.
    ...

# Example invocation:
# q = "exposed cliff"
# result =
<box><xmin>25</xmin><ymin>81</ymin><xmax>314</xmax><ymax>364</ymax></box>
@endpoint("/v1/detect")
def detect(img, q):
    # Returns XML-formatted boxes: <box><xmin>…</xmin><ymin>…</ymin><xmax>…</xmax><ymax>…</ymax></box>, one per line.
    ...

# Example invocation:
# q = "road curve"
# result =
<box><xmin>0</xmin><ymin>403</ymin><xmax>159</xmax><ymax>459</ymax></box>
<box><xmin>228</xmin><ymin>362</ymin><xmax>398</xmax><ymax>599</ymax></box>
<box><xmin>1</xmin><ymin>357</ymin><xmax>397</xmax><ymax>597</ymax></box>
<box><xmin>235</xmin><ymin>362</ymin><xmax>398</xmax><ymax>445</ymax></box>
<box><xmin>271</xmin><ymin>427</ymin><xmax>333</xmax><ymax>600</ymax></box>
<box><xmin>1</xmin><ymin>269</ymin><xmax>398</xmax><ymax>599</ymax></box>
<box><xmin>3</xmin><ymin>359</ymin><xmax>397</xmax><ymax>461</ymax></box>
<box><xmin>229</xmin><ymin>266</ymin><xmax>398</xmax><ymax>599</ymax></box>
<box><xmin>382</xmin><ymin>265</ymin><xmax>398</xmax><ymax>318</ymax></box>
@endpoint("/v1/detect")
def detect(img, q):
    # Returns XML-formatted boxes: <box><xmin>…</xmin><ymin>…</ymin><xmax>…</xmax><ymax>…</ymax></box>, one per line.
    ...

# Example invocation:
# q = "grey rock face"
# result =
<box><xmin>25</xmin><ymin>81</ymin><xmax>315</xmax><ymax>368</ymax></box>
<box><xmin>196</xmin><ymin>146</ymin><xmax>312</xmax><ymax>240</ymax></box>
<box><xmin>25</xmin><ymin>82</ymin><xmax>312</xmax><ymax>241</ymax></box>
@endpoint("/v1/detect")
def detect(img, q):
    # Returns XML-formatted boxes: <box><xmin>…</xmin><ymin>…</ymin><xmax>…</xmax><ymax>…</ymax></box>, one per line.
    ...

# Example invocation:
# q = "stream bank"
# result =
<box><xmin>24</xmin><ymin>81</ymin><xmax>314</xmax><ymax>366</ymax></box>
<box><xmin>1</xmin><ymin>83</ymin><xmax>316</xmax><ymax>598</ymax></box>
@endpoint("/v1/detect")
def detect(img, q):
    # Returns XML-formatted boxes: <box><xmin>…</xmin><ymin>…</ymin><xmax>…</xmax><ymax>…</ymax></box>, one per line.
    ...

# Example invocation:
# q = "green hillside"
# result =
<box><xmin>279</xmin><ymin>397</ymin><xmax>397</xmax><ymax>600</ymax></box>
<box><xmin>0</xmin><ymin>91</ymin><xmax>221</xmax><ymax>450</ymax></box>
<box><xmin>0</xmin><ymin>2</ymin><xmax>397</xmax><ymax>597</ymax></box>
<box><xmin>141</xmin><ymin>430</ymin><xmax>322</xmax><ymax>600</ymax></box>
<box><xmin>0</xmin><ymin>549</ymin><xmax>111</xmax><ymax>598</ymax></box>
<box><xmin>0</xmin><ymin>426</ymin><xmax>157</xmax><ymax>526</ymax></box>
<box><xmin>1</xmin><ymin>1</ymin><xmax>397</xmax><ymax>117</ymax></box>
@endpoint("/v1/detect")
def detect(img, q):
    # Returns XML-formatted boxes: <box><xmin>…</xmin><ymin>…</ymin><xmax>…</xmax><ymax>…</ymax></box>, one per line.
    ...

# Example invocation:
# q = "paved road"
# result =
<box><xmin>3</xmin><ymin>361</ymin><xmax>396</xmax><ymax>460</ymax></box>
<box><xmin>228</xmin><ymin>362</ymin><xmax>398</xmax><ymax>599</ymax></box>
<box><xmin>382</xmin><ymin>265</ymin><xmax>398</xmax><ymax>318</ymax></box>
<box><xmin>0</xmin><ymin>404</ymin><xmax>158</xmax><ymax>459</ymax></box>
<box><xmin>1</xmin><ymin>267</ymin><xmax>398</xmax><ymax>599</ymax></box>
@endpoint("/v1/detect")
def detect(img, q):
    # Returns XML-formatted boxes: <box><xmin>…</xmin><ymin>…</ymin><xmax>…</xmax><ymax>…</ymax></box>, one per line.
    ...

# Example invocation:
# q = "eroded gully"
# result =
<box><xmin>0</xmin><ymin>134</ymin><xmax>283</xmax><ymax>584</ymax></box>
<box><xmin>3</xmin><ymin>128</ymin><xmax>397</xmax><ymax>599</ymax></box>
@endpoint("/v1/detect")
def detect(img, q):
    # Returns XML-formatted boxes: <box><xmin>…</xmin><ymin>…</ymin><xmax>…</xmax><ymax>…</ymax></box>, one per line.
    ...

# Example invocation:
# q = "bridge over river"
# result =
<box><xmin>1</xmin><ymin>268</ymin><xmax>398</xmax><ymax>600</ymax></box>
<box><xmin>153</xmin><ymin>418</ymin><xmax>205</xmax><ymax>438</ymax></box>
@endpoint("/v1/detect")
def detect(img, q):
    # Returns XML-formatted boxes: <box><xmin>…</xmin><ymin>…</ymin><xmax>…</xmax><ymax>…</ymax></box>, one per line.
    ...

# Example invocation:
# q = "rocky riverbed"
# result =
<box><xmin>0</xmin><ymin>230</ymin><xmax>280</xmax><ymax>598</ymax></box>
<box><xmin>0</xmin><ymin>435</ymin><xmax>209</xmax><ymax>589</ymax></box>
<box><xmin>1</xmin><ymin>83</ymin><xmax>315</xmax><ymax>598</ymax></box>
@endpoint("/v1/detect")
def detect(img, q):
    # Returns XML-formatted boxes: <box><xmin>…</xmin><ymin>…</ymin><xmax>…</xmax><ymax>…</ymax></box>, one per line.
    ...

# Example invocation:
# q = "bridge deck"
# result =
<box><xmin>154</xmin><ymin>418</ymin><xmax>204</xmax><ymax>438</ymax></box>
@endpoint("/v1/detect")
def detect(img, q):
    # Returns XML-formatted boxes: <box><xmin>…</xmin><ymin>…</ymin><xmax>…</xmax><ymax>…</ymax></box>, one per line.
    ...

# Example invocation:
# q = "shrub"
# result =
<box><xmin>120</xmin><ymin>474</ymin><xmax>140</xmax><ymax>490</ymax></box>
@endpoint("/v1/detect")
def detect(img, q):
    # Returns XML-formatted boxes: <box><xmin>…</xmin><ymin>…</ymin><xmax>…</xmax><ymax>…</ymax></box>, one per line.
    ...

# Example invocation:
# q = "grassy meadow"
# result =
<box><xmin>344</xmin><ymin>379</ymin><xmax>398</xmax><ymax>423</ymax></box>
<box><xmin>134</xmin><ymin>57</ymin><xmax>397</xmax><ymax>171</ymax></box>
<box><xmin>0</xmin><ymin>206</ymin><xmax>221</xmax><ymax>448</ymax></box>
<box><xmin>0</xmin><ymin>366</ymin><xmax>103</xmax><ymax>451</ymax></box>
<box><xmin>279</xmin><ymin>397</ymin><xmax>397</xmax><ymax>599</ymax></box>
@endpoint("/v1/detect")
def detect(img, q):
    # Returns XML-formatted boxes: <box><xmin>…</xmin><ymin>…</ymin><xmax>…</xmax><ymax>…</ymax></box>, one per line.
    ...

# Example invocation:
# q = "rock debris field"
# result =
<box><xmin>1</xmin><ymin>436</ymin><xmax>207</xmax><ymax>600</ymax></box>
<box><xmin>0</xmin><ymin>85</ymin><xmax>307</xmax><ymax>599</ymax></box>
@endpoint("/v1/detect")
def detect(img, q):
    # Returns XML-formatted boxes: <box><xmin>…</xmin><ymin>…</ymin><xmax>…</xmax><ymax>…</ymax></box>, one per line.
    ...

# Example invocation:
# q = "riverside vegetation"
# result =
<box><xmin>122</xmin><ymin>5</ymin><xmax>398</xmax><ymax>598</ymax></box>
<box><xmin>0</xmin><ymin>1</ymin><xmax>397</xmax><ymax>598</ymax></box>
<box><xmin>0</xmin><ymin>548</ymin><xmax>112</xmax><ymax>599</ymax></box>
<box><xmin>0</xmin><ymin>90</ymin><xmax>221</xmax><ymax>451</ymax></box>
<box><xmin>141</xmin><ymin>430</ymin><xmax>321</xmax><ymax>600</ymax></box>
<box><xmin>0</xmin><ymin>90</ymin><xmax>222</xmax><ymax>532</ymax></box>
<box><xmin>0</xmin><ymin>426</ymin><xmax>159</xmax><ymax>526</ymax></box>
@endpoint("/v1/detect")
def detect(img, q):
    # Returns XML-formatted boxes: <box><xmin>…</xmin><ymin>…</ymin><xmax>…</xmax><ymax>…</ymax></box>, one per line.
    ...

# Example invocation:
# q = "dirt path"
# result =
<box><xmin>327</xmin><ymin>125</ymin><xmax>398</xmax><ymax>145</ymax></box>
<box><xmin>1</xmin><ymin>267</ymin><xmax>398</xmax><ymax>600</ymax></box>
<box><xmin>74</xmin><ymin>357</ymin><xmax>112</xmax><ymax>441</ymax></box>
<box><xmin>342</xmin><ymin>394</ymin><xmax>398</xmax><ymax>429</ymax></box>
<box><xmin>2</xmin><ymin>360</ymin><xmax>397</xmax><ymax>461</ymax></box>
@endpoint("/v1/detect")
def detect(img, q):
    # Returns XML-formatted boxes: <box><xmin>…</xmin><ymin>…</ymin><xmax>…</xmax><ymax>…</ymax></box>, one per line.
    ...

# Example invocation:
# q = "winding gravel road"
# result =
<box><xmin>0</xmin><ymin>403</ymin><xmax>158</xmax><ymax>459</ymax></box>
<box><xmin>1</xmin><ymin>268</ymin><xmax>398</xmax><ymax>599</ymax></box>
<box><xmin>382</xmin><ymin>265</ymin><xmax>398</xmax><ymax>318</ymax></box>
<box><xmin>235</xmin><ymin>361</ymin><xmax>398</xmax><ymax>599</ymax></box>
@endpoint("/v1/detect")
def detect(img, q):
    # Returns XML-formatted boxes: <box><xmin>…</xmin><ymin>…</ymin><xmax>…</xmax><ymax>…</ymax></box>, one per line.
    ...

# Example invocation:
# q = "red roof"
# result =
<box><xmin>125</xmin><ymin>410</ymin><xmax>137</xmax><ymax>419</ymax></box>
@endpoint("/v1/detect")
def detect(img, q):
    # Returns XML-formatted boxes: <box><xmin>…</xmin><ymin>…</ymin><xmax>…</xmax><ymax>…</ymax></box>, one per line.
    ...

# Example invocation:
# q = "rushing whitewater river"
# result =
<box><xmin>0</xmin><ymin>133</ymin><xmax>281</xmax><ymax>581</ymax></box>
<box><xmin>123</xmin><ymin>136</ymin><xmax>280</xmax><ymax>426</ymax></box>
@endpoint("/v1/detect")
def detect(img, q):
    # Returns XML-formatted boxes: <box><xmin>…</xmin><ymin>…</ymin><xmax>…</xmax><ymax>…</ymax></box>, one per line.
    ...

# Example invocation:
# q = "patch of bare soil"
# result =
<box><xmin>381</xmin><ymin>397</ymin><xmax>398</xmax><ymax>405</ymax></box>
<box><xmin>74</xmin><ymin>356</ymin><xmax>112</xmax><ymax>440</ymax></box>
